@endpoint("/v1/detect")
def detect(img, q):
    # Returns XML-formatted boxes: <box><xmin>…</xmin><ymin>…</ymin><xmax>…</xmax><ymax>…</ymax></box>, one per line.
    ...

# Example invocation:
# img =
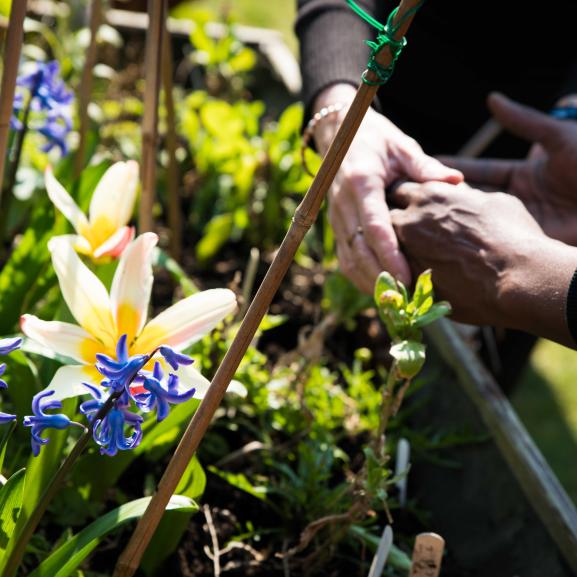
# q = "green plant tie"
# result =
<box><xmin>347</xmin><ymin>0</ymin><xmax>425</xmax><ymax>86</ymax></box>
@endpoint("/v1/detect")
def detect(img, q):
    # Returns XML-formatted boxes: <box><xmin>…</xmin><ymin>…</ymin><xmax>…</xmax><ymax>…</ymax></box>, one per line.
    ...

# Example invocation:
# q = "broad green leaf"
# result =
<box><xmin>0</xmin><ymin>469</ymin><xmax>25</xmax><ymax>561</ymax></box>
<box><xmin>0</xmin><ymin>205</ymin><xmax>57</xmax><ymax>333</ymax></box>
<box><xmin>374</xmin><ymin>271</ymin><xmax>399</xmax><ymax>304</ymax></box>
<box><xmin>389</xmin><ymin>340</ymin><xmax>426</xmax><ymax>379</ymax></box>
<box><xmin>228</xmin><ymin>47</ymin><xmax>256</xmax><ymax>73</ymax></box>
<box><xmin>0</xmin><ymin>422</ymin><xmax>15</xmax><ymax>474</ymax></box>
<box><xmin>29</xmin><ymin>495</ymin><xmax>196</xmax><ymax>577</ymax></box>
<box><xmin>276</xmin><ymin>103</ymin><xmax>304</xmax><ymax>141</ymax></box>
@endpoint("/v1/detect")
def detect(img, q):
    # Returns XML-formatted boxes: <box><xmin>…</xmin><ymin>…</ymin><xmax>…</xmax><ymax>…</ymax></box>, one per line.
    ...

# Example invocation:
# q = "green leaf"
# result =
<box><xmin>141</xmin><ymin>457</ymin><xmax>205</xmax><ymax>575</ymax></box>
<box><xmin>29</xmin><ymin>495</ymin><xmax>196</xmax><ymax>577</ymax></box>
<box><xmin>413</xmin><ymin>301</ymin><xmax>452</xmax><ymax>328</ymax></box>
<box><xmin>0</xmin><ymin>422</ymin><xmax>15</xmax><ymax>474</ymax></box>
<box><xmin>153</xmin><ymin>248</ymin><xmax>199</xmax><ymax>297</ymax></box>
<box><xmin>196</xmin><ymin>213</ymin><xmax>234</xmax><ymax>264</ymax></box>
<box><xmin>0</xmin><ymin>206</ymin><xmax>57</xmax><ymax>333</ymax></box>
<box><xmin>208</xmin><ymin>466</ymin><xmax>267</xmax><ymax>501</ymax></box>
<box><xmin>389</xmin><ymin>340</ymin><xmax>426</xmax><ymax>379</ymax></box>
<box><xmin>410</xmin><ymin>269</ymin><xmax>433</xmax><ymax>313</ymax></box>
<box><xmin>0</xmin><ymin>469</ymin><xmax>26</xmax><ymax>560</ymax></box>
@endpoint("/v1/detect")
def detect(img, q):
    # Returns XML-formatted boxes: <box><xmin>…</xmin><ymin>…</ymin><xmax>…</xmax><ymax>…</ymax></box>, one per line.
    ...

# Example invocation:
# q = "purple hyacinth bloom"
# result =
<box><xmin>24</xmin><ymin>390</ymin><xmax>84</xmax><ymax>456</ymax></box>
<box><xmin>11</xmin><ymin>60</ymin><xmax>73</xmax><ymax>156</ymax></box>
<box><xmin>133</xmin><ymin>362</ymin><xmax>196</xmax><ymax>422</ymax></box>
<box><xmin>93</xmin><ymin>405</ymin><xmax>143</xmax><ymax>457</ymax></box>
<box><xmin>80</xmin><ymin>382</ymin><xmax>143</xmax><ymax>457</ymax></box>
<box><xmin>159</xmin><ymin>346</ymin><xmax>194</xmax><ymax>371</ymax></box>
<box><xmin>0</xmin><ymin>338</ymin><xmax>22</xmax><ymax>356</ymax></box>
<box><xmin>95</xmin><ymin>334</ymin><xmax>149</xmax><ymax>394</ymax></box>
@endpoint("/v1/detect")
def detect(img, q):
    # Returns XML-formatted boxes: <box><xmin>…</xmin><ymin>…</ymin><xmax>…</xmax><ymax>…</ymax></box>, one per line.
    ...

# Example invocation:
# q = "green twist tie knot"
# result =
<box><xmin>347</xmin><ymin>0</ymin><xmax>424</xmax><ymax>86</ymax></box>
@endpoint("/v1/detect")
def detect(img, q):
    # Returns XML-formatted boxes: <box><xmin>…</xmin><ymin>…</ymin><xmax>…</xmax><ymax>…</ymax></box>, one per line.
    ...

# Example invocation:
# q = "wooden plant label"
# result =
<box><xmin>409</xmin><ymin>533</ymin><xmax>445</xmax><ymax>577</ymax></box>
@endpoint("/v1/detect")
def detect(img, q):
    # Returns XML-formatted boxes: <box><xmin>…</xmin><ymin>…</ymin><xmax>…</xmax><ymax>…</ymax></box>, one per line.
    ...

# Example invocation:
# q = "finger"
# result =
<box><xmin>488</xmin><ymin>92</ymin><xmax>560</xmax><ymax>146</ymax></box>
<box><xmin>399</xmin><ymin>145</ymin><xmax>464</xmax><ymax>184</ymax></box>
<box><xmin>335</xmin><ymin>236</ymin><xmax>380</xmax><ymax>295</ymax></box>
<box><xmin>391</xmin><ymin>180</ymin><xmax>462</xmax><ymax>209</ymax></box>
<box><xmin>435</xmin><ymin>156</ymin><xmax>521</xmax><ymax>189</ymax></box>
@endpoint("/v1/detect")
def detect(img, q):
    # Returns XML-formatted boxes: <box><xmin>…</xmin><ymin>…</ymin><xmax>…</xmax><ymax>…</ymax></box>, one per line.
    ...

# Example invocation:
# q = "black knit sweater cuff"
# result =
<box><xmin>566</xmin><ymin>267</ymin><xmax>577</xmax><ymax>344</ymax></box>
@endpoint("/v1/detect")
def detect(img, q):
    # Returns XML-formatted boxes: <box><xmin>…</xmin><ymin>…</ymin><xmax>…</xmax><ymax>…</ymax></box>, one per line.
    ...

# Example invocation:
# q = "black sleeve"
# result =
<box><xmin>295</xmin><ymin>0</ymin><xmax>374</xmax><ymax>118</ymax></box>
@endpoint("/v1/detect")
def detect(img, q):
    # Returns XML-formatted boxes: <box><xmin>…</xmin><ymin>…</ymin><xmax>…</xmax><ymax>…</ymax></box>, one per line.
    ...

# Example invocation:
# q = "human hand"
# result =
<box><xmin>312</xmin><ymin>84</ymin><xmax>463</xmax><ymax>293</ymax></box>
<box><xmin>389</xmin><ymin>181</ymin><xmax>577</xmax><ymax>345</ymax></box>
<box><xmin>441</xmin><ymin>93</ymin><xmax>577</xmax><ymax>246</ymax></box>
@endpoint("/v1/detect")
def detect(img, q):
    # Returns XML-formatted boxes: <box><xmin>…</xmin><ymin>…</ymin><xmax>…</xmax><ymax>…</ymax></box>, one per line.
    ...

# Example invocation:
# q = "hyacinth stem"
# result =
<box><xmin>0</xmin><ymin>88</ymin><xmax>34</xmax><ymax>242</ymax></box>
<box><xmin>0</xmin><ymin>0</ymin><xmax>27</xmax><ymax>212</ymax></box>
<box><xmin>162</xmin><ymin>19</ymin><xmax>183</xmax><ymax>261</ymax></box>
<box><xmin>74</xmin><ymin>0</ymin><xmax>102</xmax><ymax>178</ymax></box>
<box><xmin>139</xmin><ymin>0</ymin><xmax>165</xmax><ymax>233</ymax></box>
<box><xmin>114</xmin><ymin>1</ymin><xmax>423</xmax><ymax>575</ymax></box>
<box><xmin>0</xmin><ymin>389</ymin><xmax>122</xmax><ymax>577</ymax></box>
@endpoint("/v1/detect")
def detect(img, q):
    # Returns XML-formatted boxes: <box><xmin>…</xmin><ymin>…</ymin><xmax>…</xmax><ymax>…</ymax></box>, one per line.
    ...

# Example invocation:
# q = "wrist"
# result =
<box><xmin>499</xmin><ymin>237</ymin><xmax>577</xmax><ymax>346</ymax></box>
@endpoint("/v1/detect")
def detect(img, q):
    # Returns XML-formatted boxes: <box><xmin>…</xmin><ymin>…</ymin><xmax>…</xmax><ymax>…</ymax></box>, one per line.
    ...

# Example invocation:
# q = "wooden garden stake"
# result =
<box><xmin>367</xmin><ymin>525</ymin><xmax>393</xmax><ymax>577</ymax></box>
<box><xmin>139</xmin><ymin>0</ymin><xmax>165</xmax><ymax>233</ymax></box>
<box><xmin>113</xmin><ymin>2</ymin><xmax>423</xmax><ymax>575</ymax></box>
<box><xmin>162</xmin><ymin>17</ymin><xmax>183</xmax><ymax>259</ymax></box>
<box><xmin>409</xmin><ymin>533</ymin><xmax>445</xmax><ymax>577</ymax></box>
<box><xmin>0</xmin><ymin>0</ymin><xmax>27</xmax><ymax>208</ymax></box>
<box><xmin>74</xmin><ymin>0</ymin><xmax>101</xmax><ymax>178</ymax></box>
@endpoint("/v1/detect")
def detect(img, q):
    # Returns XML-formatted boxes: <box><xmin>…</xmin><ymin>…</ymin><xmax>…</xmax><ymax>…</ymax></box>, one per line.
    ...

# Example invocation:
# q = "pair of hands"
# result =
<box><xmin>314</xmin><ymin>86</ymin><xmax>577</xmax><ymax>343</ymax></box>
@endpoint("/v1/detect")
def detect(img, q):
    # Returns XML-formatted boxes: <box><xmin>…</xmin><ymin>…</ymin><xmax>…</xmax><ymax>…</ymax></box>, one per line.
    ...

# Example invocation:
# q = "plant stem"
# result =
<box><xmin>113</xmin><ymin>2</ymin><xmax>424</xmax><ymax>575</ymax></box>
<box><xmin>0</xmin><ymin>89</ymin><xmax>34</xmax><ymax>242</ymax></box>
<box><xmin>0</xmin><ymin>0</ymin><xmax>27</xmax><ymax>210</ymax></box>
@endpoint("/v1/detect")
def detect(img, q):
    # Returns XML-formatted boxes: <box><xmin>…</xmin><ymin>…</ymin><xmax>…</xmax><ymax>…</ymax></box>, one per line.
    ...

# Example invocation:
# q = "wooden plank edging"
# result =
<box><xmin>426</xmin><ymin>318</ymin><xmax>577</xmax><ymax>573</ymax></box>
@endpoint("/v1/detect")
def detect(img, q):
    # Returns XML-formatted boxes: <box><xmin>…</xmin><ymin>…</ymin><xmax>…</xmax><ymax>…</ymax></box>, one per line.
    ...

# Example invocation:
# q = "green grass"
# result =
<box><xmin>512</xmin><ymin>339</ymin><xmax>577</xmax><ymax>503</ymax></box>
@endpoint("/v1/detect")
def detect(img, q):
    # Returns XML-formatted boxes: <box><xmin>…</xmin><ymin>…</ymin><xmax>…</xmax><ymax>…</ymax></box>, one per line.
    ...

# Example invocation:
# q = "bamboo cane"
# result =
<box><xmin>138</xmin><ymin>0</ymin><xmax>165</xmax><ymax>233</ymax></box>
<box><xmin>0</xmin><ymin>0</ymin><xmax>27</xmax><ymax>209</ymax></box>
<box><xmin>74</xmin><ymin>0</ymin><xmax>101</xmax><ymax>178</ymax></box>
<box><xmin>162</xmin><ymin>17</ymin><xmax>182</xmax><ymax>259</ymax></box>
<box><xmin>113</xmin><ymin>2</ymin><xmax>422</xmax><ymax>574</ymax></box>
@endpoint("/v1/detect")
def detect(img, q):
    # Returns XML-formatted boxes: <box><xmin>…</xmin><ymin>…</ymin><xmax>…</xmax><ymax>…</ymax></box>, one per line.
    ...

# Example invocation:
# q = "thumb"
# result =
<box><xmin>401</xmin><ymin>148</ymin><xmax>464</xmax><ymax>185</ymax></box>
<box><xmin>488</xmin><ymin>92</ymin><xmax>559</xmax><ymax>146</ymax></box>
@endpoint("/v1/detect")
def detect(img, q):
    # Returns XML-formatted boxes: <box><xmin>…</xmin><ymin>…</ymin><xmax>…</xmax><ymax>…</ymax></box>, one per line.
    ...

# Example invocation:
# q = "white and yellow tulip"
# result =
<box><xmin>21</xmin><ymin>233</ymin><xmax>238</xmax><ymax>401</ymax></box>
<box><xmin>45</xmin><ymin>161</ymin><xmax>139</xmax><ymax>260</ymax></box>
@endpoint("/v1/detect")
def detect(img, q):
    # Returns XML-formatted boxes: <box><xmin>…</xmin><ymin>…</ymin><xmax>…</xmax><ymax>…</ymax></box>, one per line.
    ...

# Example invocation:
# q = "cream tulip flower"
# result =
<box><xmin>21</xmin><ymin>233</ymin><xmax>238</xmax><ymax>401</ymax></box>
<box><xmin>45</xmin><ymin>161</ymin><xmax>139</xmax><ymax>260</ymax></box>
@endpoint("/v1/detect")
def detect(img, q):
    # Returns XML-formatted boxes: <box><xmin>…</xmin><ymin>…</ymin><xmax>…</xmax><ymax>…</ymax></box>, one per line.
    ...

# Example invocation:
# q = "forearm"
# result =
<box><xmin>500</xmin><ymin>238</ymin><xmax>577</xmax><ymax>348</ymax></box>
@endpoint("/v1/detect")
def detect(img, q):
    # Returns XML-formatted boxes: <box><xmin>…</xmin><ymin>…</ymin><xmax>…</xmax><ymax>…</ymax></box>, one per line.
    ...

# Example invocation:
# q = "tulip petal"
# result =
<box><xmin>44</xmin><ymin>364</ymin><xmax>104</xmax><ymax>401</ymax></box>
<box><xmin>110</xmin><ymin>233</ymin><xmax>158</xmax><ymax>344</ymax></box>
<box><xmin>134</xmin><ymin>289</ymin><xmax>237</xmax><ymax>353</ymax></box>
<box><xmin>93</xmin><ymin>226</ymin><xmax>135</xmax><ymax>260</ymax></box>
<box><xmin>173</xmin><ymin>362</ymin><xmax>210</xmax><ymax>399</ymax></box>
<box><xmin>20</xmin><ymin>314</ymin><xmax>103</xmax><ymax>364</ymax></box>
<box><xmin>45</xmin><ymin>166</ymin><xmax>88</xmax><ymax>233</ymax></box>
<box><xmin>48</xmin><ymin>237</ymin><xmax>117</xmax><ymax>349</ymax></box>
<box><xmin>89</xmin><ymin>161</ymin><xmax>139</xmax><ymax>231</ymax></box>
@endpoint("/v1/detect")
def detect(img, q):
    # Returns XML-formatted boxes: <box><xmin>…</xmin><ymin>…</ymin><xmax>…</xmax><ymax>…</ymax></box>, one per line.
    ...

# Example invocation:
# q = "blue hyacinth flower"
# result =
<box><xmin>133</xmin><ymin>362</ymin><xmax>196</xmax><ymax>422</ymax></box>
<box><xmin>95</xmin><ymin>334</ymin><xmax>149</xmax><ymax>394</ymax></box>
<box><xmin>0</xmin><ymin>337</ymin><xmax>22</xmax><ymax>356</ymax></box>
<box><xmin>158</xmin><ymin>346</ymin><xmax>194</xmax><ymax>371</ymax></box>
<box><xmin>11</xmin><ymin>60</ymin><xmax>74</xmax><ymax>157</ymax></box>
<box><xmin>24</xmin><ymin>390</ymin><xmax>84</xmax><ymax>456</ymax></box>
<box><xmin>93</xmin><ymin>405</ymin><xmax>143</xmax><ymax>457</ymax></box>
